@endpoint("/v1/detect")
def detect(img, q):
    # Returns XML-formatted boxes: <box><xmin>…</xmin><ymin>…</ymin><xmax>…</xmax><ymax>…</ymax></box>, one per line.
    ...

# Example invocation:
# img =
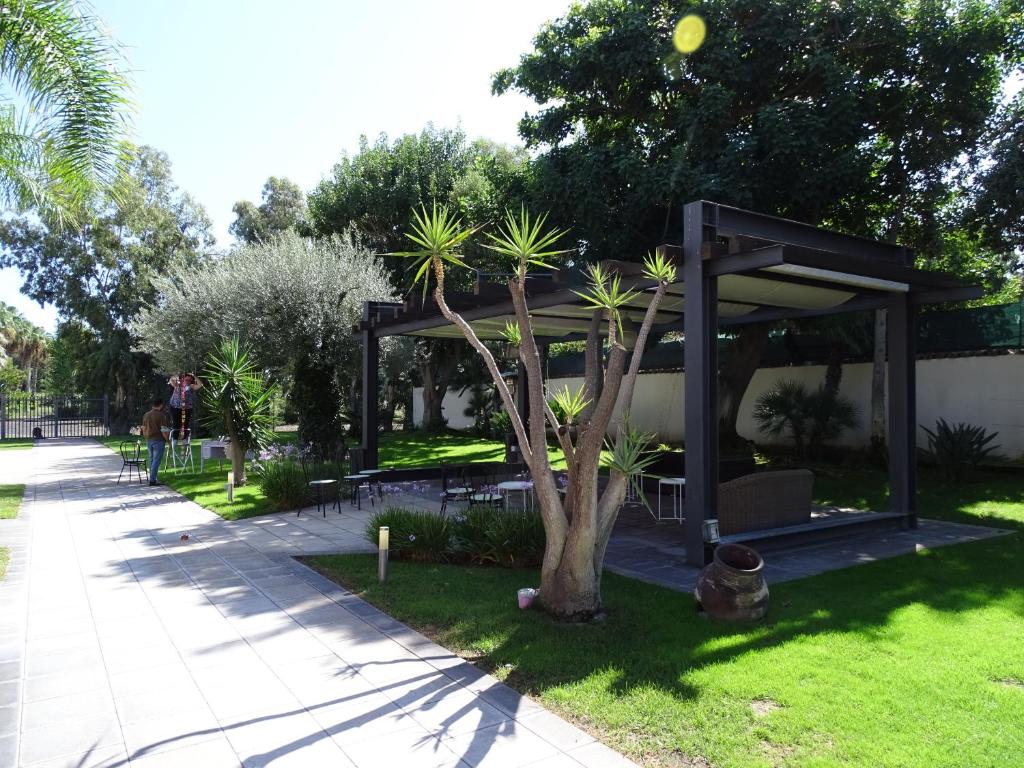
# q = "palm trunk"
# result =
<box><xmin>226</xmin><ymin>416</ymin><xmax>247</xmax><ymax>485</ymax></box>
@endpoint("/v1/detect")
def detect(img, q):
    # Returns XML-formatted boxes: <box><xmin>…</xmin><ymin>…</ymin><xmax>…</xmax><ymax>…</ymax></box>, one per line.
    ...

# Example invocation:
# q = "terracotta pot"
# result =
<box><xmin>694</xmin><ymin>543</ymin><xmax>769</xmax><ymax>622</ymax></box>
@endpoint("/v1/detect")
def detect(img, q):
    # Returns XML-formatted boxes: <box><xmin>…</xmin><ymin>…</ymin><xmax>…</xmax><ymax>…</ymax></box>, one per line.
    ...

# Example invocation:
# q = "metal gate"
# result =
<box><xmin>0</xmin><ymin>394</ymin><xmax>109</xmax><ymax>439</ymax></box>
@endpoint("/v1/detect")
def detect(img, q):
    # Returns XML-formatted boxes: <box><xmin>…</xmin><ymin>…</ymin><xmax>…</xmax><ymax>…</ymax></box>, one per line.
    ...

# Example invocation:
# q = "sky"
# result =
<box><xmin>0</xmin><ymin>0</ymin><xmax>572</xmax><ymax>333</ymax></box>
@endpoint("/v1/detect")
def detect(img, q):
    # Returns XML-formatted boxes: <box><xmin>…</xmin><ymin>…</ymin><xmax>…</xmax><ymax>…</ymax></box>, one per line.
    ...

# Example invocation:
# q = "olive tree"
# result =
<box><xmin>399</xmin><ymin>205</ymin><xmax>672</xmax><ymax>619</ymax></box>
<box><xmin>135</xmin><ymin>231</ymin><xmax>395</xmax><ymax>451</ymax></box>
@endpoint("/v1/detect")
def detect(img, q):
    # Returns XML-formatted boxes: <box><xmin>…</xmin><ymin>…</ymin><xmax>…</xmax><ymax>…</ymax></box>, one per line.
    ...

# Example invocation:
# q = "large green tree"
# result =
<box><xmin>230</xmin><ymin>176</ymin><xmax>310</xmax><ymax>244</ymax></box>
<box><xmin>0</xmin><ymin>301</ymin><xmax>46</xmax><ymax>392</ymax></box>
<box><xmin>309</xmin><ymin>125</ymin><xmax>532</xmax><ymax>430</ymax></box>
<box><xmin>496</xmin><ymin>0</ymin><xmax>1022</xmax><ymax>447</ymax></box>
<box><xmin>0</xmin><ymin>0</ymin><xmax>132</xmax><ymax>220</ymax></box>
<box><xmin>0</xmin><ymin>145</ymin><xmax>214</xmax><ymax>431</ymax></box>
<box><xmin>134</xmin><ymin>231</ymin><xmax>395</xmax><ymax>453</ymax></box>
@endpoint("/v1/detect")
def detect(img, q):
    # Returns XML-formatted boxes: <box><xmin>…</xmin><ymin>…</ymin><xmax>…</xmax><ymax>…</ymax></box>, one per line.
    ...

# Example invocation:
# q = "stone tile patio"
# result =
<box><xmin>0</xmin><ymin>440</ymin><xmax>635</xmax><ymax>768</ymax></box>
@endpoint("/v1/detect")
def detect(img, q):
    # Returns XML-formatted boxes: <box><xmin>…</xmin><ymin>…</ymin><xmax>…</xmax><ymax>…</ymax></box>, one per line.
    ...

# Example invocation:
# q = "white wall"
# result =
<box><xmin>413</xmin><ymin>353</ymin><xmax>1024</xmax><ymax>458</ymax></box>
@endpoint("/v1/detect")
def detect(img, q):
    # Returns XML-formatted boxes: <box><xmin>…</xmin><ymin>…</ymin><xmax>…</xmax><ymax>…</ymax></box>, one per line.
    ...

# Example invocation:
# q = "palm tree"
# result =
<box><xmin>0</xmin><ymin>302</ymin><xmax>47</xmax><ymax>392</ymax></box>
<box><xmin>201</xmin><ymin>337</ymin><xmax>277</xmax><ymax>486</ymax></box>
<box><xmin>0</xmin><ymin>0</ymin><xmax>132</xmax><ymax>221</ymax></box>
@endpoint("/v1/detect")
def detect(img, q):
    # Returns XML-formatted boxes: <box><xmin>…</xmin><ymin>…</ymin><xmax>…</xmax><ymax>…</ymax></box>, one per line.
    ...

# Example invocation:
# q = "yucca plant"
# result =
<box><xmin>201</xmin><ymin>337</ymin><xmax>277</xmax><ymax>485</ymax></box>
<box><xmin>921</xmin><ymin>419</ymin><xmax>1001</xmax><ymax>480</ymax></box>
<box><xmin>395</xmin><ymin>202</ymin><xmax>676</xmax><ymax>620</ymax></box>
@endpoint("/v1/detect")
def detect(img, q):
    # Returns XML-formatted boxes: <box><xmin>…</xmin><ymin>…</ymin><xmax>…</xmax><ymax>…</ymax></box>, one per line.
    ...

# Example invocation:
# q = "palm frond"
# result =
<box><xmin>389</xmin><ymin>203</ymin><xmax>476</xmax><ymax>301</ymax></box>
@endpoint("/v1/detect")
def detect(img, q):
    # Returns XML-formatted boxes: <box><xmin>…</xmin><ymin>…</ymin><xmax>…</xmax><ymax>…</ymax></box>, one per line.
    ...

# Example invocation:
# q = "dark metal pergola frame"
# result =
<box><xmin>356</xmin><ymin>200</ymin><xmax>980</xmax><ymax>566</ymax></box>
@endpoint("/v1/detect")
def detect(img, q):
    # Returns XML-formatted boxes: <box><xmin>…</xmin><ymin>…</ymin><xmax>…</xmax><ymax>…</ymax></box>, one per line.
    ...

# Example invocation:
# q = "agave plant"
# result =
<box><xmin>921</xmin><ymin>419</ymin><xmax>1001</xmax><ymax>480</ymax></box>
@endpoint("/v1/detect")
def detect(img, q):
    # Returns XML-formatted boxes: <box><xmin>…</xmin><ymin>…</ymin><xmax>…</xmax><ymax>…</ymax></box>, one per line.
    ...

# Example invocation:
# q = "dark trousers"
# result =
<box><xmin>169</xmin><ymin>407</ymin><xmax>193</xmax><ymax>436</ymax></box>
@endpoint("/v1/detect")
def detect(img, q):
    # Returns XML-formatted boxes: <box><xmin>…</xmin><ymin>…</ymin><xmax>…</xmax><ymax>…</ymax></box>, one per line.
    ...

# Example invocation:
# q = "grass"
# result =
<box><xmin>0</xmin><ymin>547</ymin><xmax>8</xmax><ymax>581</ymax></box>
<box><xmin>0</xmin><ymin>484</ymin><xmax>23</xmax><ymax>519</ymax></box>
<box><xmin>305</xmin><ymin>468</ymin><xmax>1024</xmax><ymax>768</ymax></box>
<box><xmin>0</xmin><ymin>439</ymin><xmax>34</xmax><ymax>451</ymax></box>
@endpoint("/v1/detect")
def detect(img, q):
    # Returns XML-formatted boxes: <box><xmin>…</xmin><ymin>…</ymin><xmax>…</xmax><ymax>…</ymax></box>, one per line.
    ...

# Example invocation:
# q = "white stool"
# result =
<box><xmin>658</xmin><ymin>477</ymin><xmax>685</xmax><ymax>522</ymax></box>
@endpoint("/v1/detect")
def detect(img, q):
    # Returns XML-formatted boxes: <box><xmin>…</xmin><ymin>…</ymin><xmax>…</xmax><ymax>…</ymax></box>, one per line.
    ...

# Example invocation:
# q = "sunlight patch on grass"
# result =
<box><xmin>0</xmin><ymin>484</ymin><xmax>23</xmax><ymax>519</ymax></box>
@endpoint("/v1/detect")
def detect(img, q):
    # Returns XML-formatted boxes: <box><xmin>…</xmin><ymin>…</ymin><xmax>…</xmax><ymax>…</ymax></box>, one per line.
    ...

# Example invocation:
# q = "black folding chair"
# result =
<box><xmin>118</xmin><ymin>441</ymin><xmax>145</xmax><ymax>485</ymax></box>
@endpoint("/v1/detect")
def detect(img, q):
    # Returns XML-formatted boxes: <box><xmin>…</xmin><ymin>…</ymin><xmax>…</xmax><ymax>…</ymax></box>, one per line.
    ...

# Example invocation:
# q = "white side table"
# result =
<box><xmin>201</xmin><ymin>440</ymin><xmax>228</xmax><ymax>472</ymax></box>
<box><xmin>658</xmin><ymin>477</ymin><xmax>685</xmax><ymax>522</ymax></box>
<box><xmin>497</xmin><ymin>480</ymin><xmax>534</xmax><ymax>512</ymax></box>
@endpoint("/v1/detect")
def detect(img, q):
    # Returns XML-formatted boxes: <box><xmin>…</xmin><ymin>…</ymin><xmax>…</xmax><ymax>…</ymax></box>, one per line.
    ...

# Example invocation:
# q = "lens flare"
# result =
<box><xmin>673</xmin><ymin>14</ymin><xmax>706</xmax><ymax>54</ymax></box>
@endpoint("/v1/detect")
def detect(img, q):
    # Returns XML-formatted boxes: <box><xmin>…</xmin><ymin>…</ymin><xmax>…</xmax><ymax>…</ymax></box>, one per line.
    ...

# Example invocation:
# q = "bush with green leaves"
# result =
<box><xmin>489</xmin><ymin>409</ymin><xmax>512</xmax><ymax>435</ymax></box>
<box><xmin>255</xmin><ymin>458</ymin><xmax>308</xmax><ymax>512</ymax></box>
<box><xmin>453</xmin><ymin>505</ymin><xmax>546</xmax><ymax>568</ymax></box>
<box><xmin>754</xmin><ymin>379</ymin><xmax>859</xmax><ymax>458</ymax></box>
<box><xmin>921</xmin><ymin>419</ymin><xmax>1002</xmax><ymax>480</ymax></box>
<box><xmin>365</xmin><ymin>505</ymin><xmax>546</xmax><ymax>567</ymax></box>
<box><xmin>365</xmin><ymin>508</ymin><xmax>455</xmax><ymax>563</ymax></box>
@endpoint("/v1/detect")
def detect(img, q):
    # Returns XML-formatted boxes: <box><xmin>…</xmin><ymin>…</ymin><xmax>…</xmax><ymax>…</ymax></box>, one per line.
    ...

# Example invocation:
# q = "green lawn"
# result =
<box><xmin>95</xmin><ymin>430</ymin><xmax>568</xmax><ymax>521</ymax></box>
<box><xmin>306</xmin><ymin>469</ymin><xmax>1024</xmax><ymax>768</ymax></box>
<box><xmin>0</xmin><ymin>547</ymin><xmax>8</xmax><ymax>581</ymax></box>
<box><xmin>0</xmin><ymin>439</ymin><xmax>34</xmax><ymax>451</ymax></box>
<box><xmin>0</xmin><ymin>484</ymin><xmax>23</xmax><ymax>519</ymax></box>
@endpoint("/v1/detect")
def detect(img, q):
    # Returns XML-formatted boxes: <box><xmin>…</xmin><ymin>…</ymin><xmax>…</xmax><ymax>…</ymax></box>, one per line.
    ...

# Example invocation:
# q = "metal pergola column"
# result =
<box><xmin>887</xmin><ymin>292</ymin><xmax>917</xmax><ymax>527</ymax></box>
<box><xmin>361</xmin><ymin>303</ymin><xmax>380</xmax><ymax>469</ymax></box>
<box><xmin>683</xmin><ymin>201</ymin><xmax>720</xmax><ymax>566</ymax></box>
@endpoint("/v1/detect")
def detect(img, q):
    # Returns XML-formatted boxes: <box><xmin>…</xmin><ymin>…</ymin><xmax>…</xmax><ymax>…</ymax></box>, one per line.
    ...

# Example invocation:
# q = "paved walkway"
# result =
<box><xmin>0</xmin><ymin>441</ymin><xmax>635</xmax><ymax>768</ymax></box>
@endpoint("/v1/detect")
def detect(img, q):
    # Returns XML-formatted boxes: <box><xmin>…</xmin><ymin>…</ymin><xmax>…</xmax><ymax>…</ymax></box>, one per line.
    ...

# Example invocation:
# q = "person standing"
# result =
<box><xmin>141</xmin><ymin>398</ymin><xmax>170</xmax><ymax>486</ymax></box>
<box><xmin>168</xmin><ymin>373</ymin><xmax>203</xmax><ymax>436</ymax></box>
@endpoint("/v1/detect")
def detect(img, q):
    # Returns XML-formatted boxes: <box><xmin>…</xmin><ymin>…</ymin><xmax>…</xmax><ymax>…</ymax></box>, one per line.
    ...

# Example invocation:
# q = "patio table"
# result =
<box><xmin>497</xmin><ymin>479</ymin><xmax>534</xmax><ymax>512</ymax></box>
<box><xmin>201</xmin><ymin>440</ymin><xmax>228</xmax><ymax>472</ymax></box>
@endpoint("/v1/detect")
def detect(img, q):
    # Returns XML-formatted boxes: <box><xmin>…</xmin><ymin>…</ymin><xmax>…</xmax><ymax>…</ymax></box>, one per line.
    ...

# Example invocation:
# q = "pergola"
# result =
<box><xmin>356</xmin><ymin>201</ymin><xmax>980</xmax><ymax>566</ymax></box>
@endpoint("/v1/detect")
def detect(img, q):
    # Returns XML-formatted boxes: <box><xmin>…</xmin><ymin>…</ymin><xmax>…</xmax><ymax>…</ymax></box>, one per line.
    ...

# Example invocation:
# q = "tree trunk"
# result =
<box><xmin>380</xmin><ymin>381</ymin><xmax>397</xmax><ymax>432</ymax></box>
<box><xmin>869</xmin><ymin>308</ymin><xmax>887</xmax><ymax>462</ymax></box>
<box><xmin>718</xmin><ymin>322</ymin><xmax>771</xmax><ymax>452</ymax></box>
<box><xmin>824</xmin><ymin>340</ymin><xmax>845</xmax><ymax>397</ymax></box>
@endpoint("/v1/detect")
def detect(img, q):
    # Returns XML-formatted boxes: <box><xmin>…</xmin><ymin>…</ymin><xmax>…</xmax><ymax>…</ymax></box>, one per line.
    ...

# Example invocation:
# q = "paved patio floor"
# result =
<box><xmin>0</xmin><ymin>441</ymin><xmax>635</xmax><ymax>768</ymax></box>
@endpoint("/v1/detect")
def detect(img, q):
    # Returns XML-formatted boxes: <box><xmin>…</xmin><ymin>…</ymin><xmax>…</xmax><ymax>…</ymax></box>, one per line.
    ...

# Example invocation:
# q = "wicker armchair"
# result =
<box><xmin>717</xmin><ymin>470</ymin><xmax>814</xmax><ymax>535</ymax></box>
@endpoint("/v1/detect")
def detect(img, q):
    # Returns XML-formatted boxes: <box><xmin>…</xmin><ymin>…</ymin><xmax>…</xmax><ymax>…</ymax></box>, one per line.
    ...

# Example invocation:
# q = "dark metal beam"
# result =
<box><xmin>708</xmin><ymin>201</ymin><xmax>912</xmax><ymax>263</ymax></box>
<box><xmin>887</xmin><ymin>292</ymin><xmax>917</xmax><ymax>528</ymax></box>
<box><xmin>704</xmin><ymin>245</ymin><xmax>785</xmax><ymax>276</ymax></box>
<box><xmin>361</xmin><ymin>302</ymin><xmax>380</xmax><ymax>469</ymax></box>
<box><xmin>683</xmin><ymin>201</ymin><xmax>719</xmax><ymax>567</ymax></box>
<box><xmin>909</xmin><ymin>285</ymin><xmax>984</xmax><ymax>305</ymax></box>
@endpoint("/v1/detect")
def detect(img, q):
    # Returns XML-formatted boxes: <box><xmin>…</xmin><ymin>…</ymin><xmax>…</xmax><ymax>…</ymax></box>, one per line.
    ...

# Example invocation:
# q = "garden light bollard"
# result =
<box><xmin>227</xmin><ymin>471</ymin><xmax>234</xmax><ymax>503</ymax></box>
<box><xmin>378</xmin><ymin>526</ymin><xmax>389</xmax><ymax>583</ymax></box>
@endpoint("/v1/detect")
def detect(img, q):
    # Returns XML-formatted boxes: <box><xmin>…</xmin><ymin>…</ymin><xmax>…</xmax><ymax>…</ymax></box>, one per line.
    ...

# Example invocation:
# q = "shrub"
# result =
<box><xmin>489</xmin><ymin>409</ymin><xmax>512</xmax><ymax>435</ymax></box>
<box><xmin>454</xmin><ymin>505</ymin><xmax>546</xmax><ymax>568</ymax></box>
<box><xmin>364</xmin><ymin>506</ymin><xmax>546</xmax><ymax>567</ymax></box>
<box><xmin>921</xmin><ymin>419</ymin><xmax>1001</xmax><ymax>480</ymax></box>
<box><xmin>754</xmin><ymin>379</ymin><xmax>859</xmax><ymax>457</ymax></box>
<box><xmin>365</xmin><ymin>508</ymin><xmax>454</xmax><ymax>563</ymax></box>
<box><xmin>256</xmin><ymin>459</ymin><xmax>308</xmax><ymax>512</ymax></box>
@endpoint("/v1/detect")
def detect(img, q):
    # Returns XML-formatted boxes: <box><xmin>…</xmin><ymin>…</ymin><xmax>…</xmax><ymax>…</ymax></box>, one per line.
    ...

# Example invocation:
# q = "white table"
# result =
<box><xmin>201</xmin><ymin>440</ymin><xmax>229</xmax><ymax>472</ymax></box>
<box><xmin>657</xmin><ymin>477</ymin><xmax>685</xmax><ymax>522</ymax></box>
<box><xmin>497</xmin><ymin>480</ymin><xmax>534</xmax><ymax>512</ymax></box>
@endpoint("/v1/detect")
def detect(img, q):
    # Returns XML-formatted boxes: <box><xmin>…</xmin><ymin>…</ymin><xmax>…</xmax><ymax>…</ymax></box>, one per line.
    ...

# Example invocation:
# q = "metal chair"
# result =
<box><xmin>467</xmin><ymin>464</ymin><xmax>504</xmax><ymax>509</ymax></box>
<box><xmin>118</xmin><ymin>441</ymin><xmax>145</xmax><ymax>485</ymax></box>
<box><xmin>344</xmin><ymin>448</ymin><xmax>375</xmax><ymax>511</ymax></box>
<box><xmin>300</xmin><ymin>448</ymin><xmax>343</xmax><ymax>517</ymax></box>
<box><xmin>439</xmin><ymin>462</ymin><xmax>471</xmax><ymax>515</ymax></box>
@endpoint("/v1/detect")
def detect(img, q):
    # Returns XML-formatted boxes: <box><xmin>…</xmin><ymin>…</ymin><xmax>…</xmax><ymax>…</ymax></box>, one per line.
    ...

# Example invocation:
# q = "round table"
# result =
<box><xmin>658</xmin><ymin>477</ymin><xmax>685</xmax><ymax>522</ymax></box>
<box><xmin>497</xmin><ymin>480</ymin><xmax>534</xmax><ymax>512</ymax></box>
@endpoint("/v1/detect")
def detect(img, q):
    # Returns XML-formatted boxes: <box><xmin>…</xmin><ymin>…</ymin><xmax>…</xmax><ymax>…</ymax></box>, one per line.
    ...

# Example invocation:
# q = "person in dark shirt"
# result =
<box><xmin>141</xmin><ymin>398</ymin><xmax>170</xmax><ymax>486</ymax></box>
